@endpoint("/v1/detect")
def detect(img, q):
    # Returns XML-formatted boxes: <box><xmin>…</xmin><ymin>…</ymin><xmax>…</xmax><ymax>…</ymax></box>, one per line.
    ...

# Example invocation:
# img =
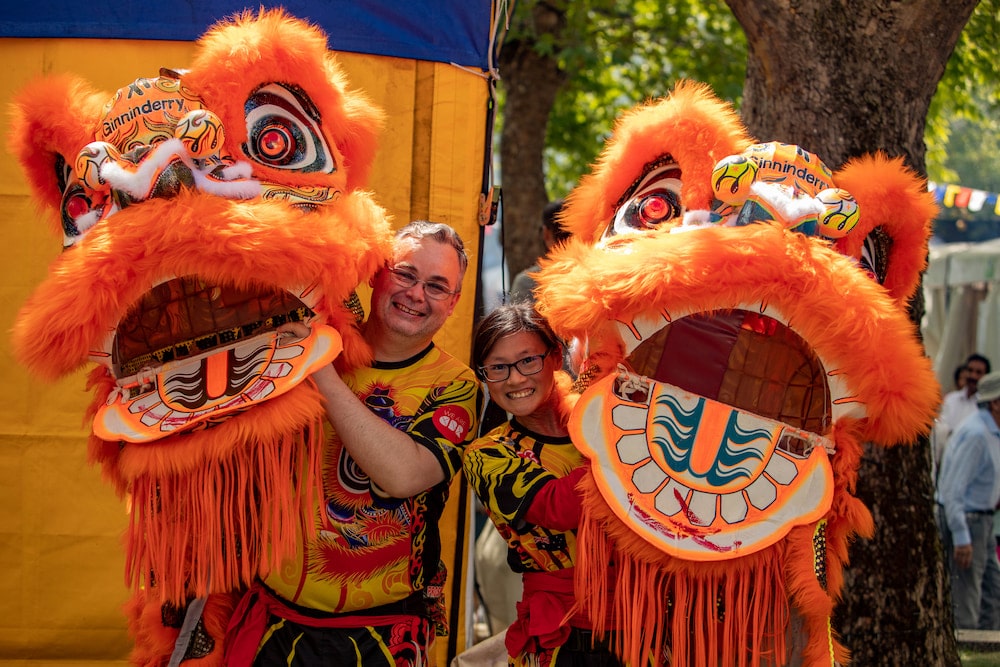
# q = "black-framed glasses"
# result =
<box><xmin>386</xmin><ymin>267</ymin><xmax>458</xmax><ymax>301</ymax></box>
<box><xmin>478</xmin><ymin>351</ymin><xmax>550</xmax><ymax>382</ymax></box>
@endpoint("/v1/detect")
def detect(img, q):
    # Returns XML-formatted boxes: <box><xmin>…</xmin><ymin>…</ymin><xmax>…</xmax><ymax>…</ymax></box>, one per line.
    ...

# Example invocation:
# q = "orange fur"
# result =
<box><xmin>833</xmin><ymin>153</ymin><xmax>938</xmax><ymax>305</ymax></box>
<box><xmin>182</xmin><ymin>8</ymin><xmax>384</xmax><ymax>191</ymax></box>
<box><xmin>561</xmin><ymin>81</ymin><xmax>753</xmax><ymax>244</ymax></box>
<box><xmin>7</xmin><ymin>75</ymin><xmax>107</xmax><ymax>235</ymax></box>
<box><xmin>13</xmin><ymin>190</ymin><xmax>389</xmax><ymax>380</ymax></box>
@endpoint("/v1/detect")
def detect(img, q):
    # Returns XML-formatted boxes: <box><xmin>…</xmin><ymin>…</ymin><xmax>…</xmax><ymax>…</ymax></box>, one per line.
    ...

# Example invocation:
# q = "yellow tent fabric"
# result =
<box><xmin>0</xmin><ymin>37</ymin><xmax>489</xmax><ymax>666</ymax></box>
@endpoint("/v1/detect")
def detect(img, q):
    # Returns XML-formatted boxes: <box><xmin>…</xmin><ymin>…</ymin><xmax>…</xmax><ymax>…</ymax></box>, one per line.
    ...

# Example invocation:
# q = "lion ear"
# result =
<box><xmin>8</xmin><ymin>74</ymin><xmax>108</xmax><ymax>240</ymax></box>
<box><xmin>181</xmin><ymin>8</ymin><xmax>384</xmax><ymax>193</ymax></box>
<box><xmin>833</xmin><ymin>153</ymin><xmax>937</xmax><ymax>308</ymax></box>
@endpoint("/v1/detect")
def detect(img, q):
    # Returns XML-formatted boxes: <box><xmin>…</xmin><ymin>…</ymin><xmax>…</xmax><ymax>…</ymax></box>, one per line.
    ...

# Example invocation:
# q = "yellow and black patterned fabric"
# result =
<box><xmin>465</xmin><ymin>420</ymin><xmax>584</xmax><ymax>573</ymax></box>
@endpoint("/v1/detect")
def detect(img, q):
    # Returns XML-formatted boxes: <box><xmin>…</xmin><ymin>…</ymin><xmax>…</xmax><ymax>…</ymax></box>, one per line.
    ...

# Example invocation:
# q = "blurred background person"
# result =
<box><xmin>509</xmin><ymin>200</ymin><xmax>568</xmax><ymax>305</ymax></box>
<box><xmin>935</xmin><ymin>371</ymin><xmax>1000</xmax><ymax>630</ymax></box>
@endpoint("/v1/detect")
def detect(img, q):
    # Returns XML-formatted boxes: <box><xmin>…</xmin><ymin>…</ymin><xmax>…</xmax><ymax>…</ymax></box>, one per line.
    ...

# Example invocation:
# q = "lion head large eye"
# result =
<box><xmin>243</xmin><ymin>83</ymin><xmax>334</xmax><ymax>173</ymax></box>
<box><xmin>604</xmin><ymin>160</ymin><xmax>683</xmax><ymax>240</ymax></box>
<box><xmin>57</xmin><ymin>155</ymin><xmax>105</xmax><ymax>248</ymax></box>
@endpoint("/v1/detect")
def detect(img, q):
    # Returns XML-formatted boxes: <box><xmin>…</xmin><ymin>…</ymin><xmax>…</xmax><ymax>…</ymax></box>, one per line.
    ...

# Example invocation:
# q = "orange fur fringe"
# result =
<box><xmin>124</xmin><ymin>421</ymin><xmax>323</xmax><ymax>603</ymax></box>
<box><xmin>81</xmin><ymin>370</ymin><xmax>329</xmax><ymax>603</ymax></box>
<box><xmin>576</xmin><ymin>422</ymin><xmax>873</xmax><ymax>667</ymax></box>
<box><xmin>576</xmin><ymin>470</ymin><xmax>788</xmax><ymax>667</ymax></box>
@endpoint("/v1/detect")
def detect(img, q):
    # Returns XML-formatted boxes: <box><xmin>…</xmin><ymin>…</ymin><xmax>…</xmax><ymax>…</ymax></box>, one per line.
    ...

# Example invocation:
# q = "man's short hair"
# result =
<box><xmin>966</xmin><ymin>353</ymin><xmax>992</xmax><ymax>374</ymax></box>
<box><xmin>542</xmin><ymin>199</ymin><xmax>570</xmax><ymax>244</ymax></box>
<box><xmin>395</xmin><ymin>220</ymin><xmax>468</xmax><ymax>285</ymax></box>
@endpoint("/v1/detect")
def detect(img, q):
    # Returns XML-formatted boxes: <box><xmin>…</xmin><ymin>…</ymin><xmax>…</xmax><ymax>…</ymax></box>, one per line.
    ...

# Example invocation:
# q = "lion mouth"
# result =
<box><xmin>112</xmin><ymin>276</ymin><xmax>313</xmax><ymax>381</ymax></box>
<box><xmin>567</xmin><ymin>304</ymin><xmax>846</xmax><ymax>558</ymax></box>
<box><xmin>90</xmin><ymin>275</ymin><xmax>344</xmax><ymax>444</ymax></box>
<box><xmin>619</xmin><ymin>308</ymin><xmax>834</xmax><ymax>434</ymax></box>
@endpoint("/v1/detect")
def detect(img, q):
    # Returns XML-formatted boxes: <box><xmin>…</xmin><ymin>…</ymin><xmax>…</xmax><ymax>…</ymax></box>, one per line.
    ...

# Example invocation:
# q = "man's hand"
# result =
<box><xmin>277</xmin><ymin>321</ymin><xmax>312</xmax><ymax>340</ymax></box>
<box><xmin>955</xmin><ymin>543</ymin><xmax>973</xmax><ymax>569</ymax></box>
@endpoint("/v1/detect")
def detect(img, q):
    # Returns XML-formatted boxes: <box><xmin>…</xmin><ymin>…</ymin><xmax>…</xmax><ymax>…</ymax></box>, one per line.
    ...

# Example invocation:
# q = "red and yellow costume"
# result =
<box><xmin>534</xmin><ymin>82</ymin><xmax>940</xmax><ymax>666</ymax></box>
<box><xmin>9</xmin><ymin>10</ymin><xmax>394</xmax><ymax>666</ymax></box>
<box><xmin>228</xmin><ymin>344</ymin><xmax>480</xmax><ymax>666</ymax></box>
<box><xmin>466</xmin><ymin>419</ymin><xmax>590</xmax><ymax>665</ymax></box>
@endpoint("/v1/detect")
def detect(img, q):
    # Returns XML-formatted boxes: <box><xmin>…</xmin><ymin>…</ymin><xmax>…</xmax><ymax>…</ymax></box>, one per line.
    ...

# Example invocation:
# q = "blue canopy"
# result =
<box><xmin>0</xmin><ymin>0</ymin><xmax>495</xmax><ymax>70</ymax></box>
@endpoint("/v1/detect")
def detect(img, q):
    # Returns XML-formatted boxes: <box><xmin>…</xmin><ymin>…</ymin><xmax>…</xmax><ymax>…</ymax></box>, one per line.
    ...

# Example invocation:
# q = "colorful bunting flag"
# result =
<box><xmin>929</xmin><ymin>181</ymin><xmax>1000</xmax><ymax>215</ymax></box>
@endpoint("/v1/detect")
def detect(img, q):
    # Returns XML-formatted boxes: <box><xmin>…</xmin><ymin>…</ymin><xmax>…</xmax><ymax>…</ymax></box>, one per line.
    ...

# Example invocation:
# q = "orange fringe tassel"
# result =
<box><xmin>575</xmin><ymin>472</ymin><xmax>792</xmax><ymax>667</ymax></box>
<box><xmin>123</xmin><ymin>420</ymin><xmax>324</xmax><ymax>604</ymax></box>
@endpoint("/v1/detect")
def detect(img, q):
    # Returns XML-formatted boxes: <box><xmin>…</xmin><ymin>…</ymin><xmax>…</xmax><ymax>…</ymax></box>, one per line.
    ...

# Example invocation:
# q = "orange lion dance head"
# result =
<box><xmin>9</xmin><ymin>10</ymin><xmax>391</xmax><ymax>665</ymax></box>
<box><xmin>535</xmin><ymin>81</ymin><xmax>939</xmax><ymax>666</ymax></box>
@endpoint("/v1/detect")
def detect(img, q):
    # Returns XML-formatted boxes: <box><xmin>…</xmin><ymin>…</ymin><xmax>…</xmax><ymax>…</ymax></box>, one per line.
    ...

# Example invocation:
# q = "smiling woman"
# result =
<box><xmin>461</xmin><ymin>303</ymin><xmax>631</xmax><ymax>667</ymax></box>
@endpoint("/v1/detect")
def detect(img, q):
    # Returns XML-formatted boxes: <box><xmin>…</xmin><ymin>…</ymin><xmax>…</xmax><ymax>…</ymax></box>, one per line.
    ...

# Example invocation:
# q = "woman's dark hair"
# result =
<box><xmin>472</xmin><ymin>303</ymin><xmax>562</xmax><ymax>378</ymax></box>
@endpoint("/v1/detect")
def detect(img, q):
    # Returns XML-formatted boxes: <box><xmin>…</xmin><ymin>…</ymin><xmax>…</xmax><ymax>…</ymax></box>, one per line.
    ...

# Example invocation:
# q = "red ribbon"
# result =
<box><xmin>504</xmin><ymin>569</ymin><xmax>590</xmax><ymax>657</ymax></box>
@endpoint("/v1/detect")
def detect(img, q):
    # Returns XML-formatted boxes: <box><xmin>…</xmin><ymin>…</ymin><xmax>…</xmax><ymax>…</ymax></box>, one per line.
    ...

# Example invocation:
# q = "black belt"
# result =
<box><xmin>937</xmin><ymin>504</ymin><xmax>994</xmax><ymax>516</ymax></box>
<box><xmin>259</xmin><ymin>581</ymin><xmax>427</xmax><ymax>619</ymax></box>
<box><xmin>562</xmin><ymin>628</ymin><xmax>614</xmax><ymax>653</ymax></box>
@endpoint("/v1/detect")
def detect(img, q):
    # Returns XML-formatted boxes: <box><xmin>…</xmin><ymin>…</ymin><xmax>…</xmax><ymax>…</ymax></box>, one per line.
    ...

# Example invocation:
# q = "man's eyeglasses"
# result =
<box><xmin>478</xmin><ymin>352</ymin><xmax>550</xmax><ymax>382</ymax></box>
<box><xmin>386</xmin><ymin>267</ymin><xmax>458</xmax><ymax>301</ymax></box>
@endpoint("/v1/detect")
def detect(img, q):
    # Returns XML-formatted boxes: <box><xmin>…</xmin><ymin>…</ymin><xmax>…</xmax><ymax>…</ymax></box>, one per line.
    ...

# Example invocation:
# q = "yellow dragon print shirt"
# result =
<box><xmin>265</xmin><ymin>344</ymin><xmax>481</xmax><ymax>616</ymax></box>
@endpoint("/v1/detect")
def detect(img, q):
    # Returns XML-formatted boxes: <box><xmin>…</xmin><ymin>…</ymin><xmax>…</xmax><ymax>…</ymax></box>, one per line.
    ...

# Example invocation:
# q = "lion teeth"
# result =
<box><xmin>720</xmin><ymin>492</ymin><xmax>749</xmax><ymax>523</ymax></box>
<box><xmin>615</xmin><ymin>432</ymin><xmax>651</xmax><ymax>465</ymax></box>
<box><xmin>746</xmin><ymin>476</ymin><xmax>778</xmax><ymax>509</ymax></box>
<box><xmin>654</xmin><ymin>478</ymin><xmax>691</xmax><ymax>516</ymax></box>
<box><xmin>615</xmin><ymin>312</ymin><xmax>670</xmax><ymax>356</ymax></box>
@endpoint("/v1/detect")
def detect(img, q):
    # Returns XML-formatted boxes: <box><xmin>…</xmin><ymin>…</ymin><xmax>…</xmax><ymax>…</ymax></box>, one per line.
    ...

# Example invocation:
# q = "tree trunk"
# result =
<box><xmin>498</xmin><ymin>4</ymin><xmax>567</xmax><ymax>279</ymax></box>
<box><xmin>724</xmin><ymin>1</ymin><xmax>979</xmax><ymax>663</ymax></box>
<box><xmin>727</xmin><ymin>0</ymin><xmax>975</xmax><ymax>171</ymax></box>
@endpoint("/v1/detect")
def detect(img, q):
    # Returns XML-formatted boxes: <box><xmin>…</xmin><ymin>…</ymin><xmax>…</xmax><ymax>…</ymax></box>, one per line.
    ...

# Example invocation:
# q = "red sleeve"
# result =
<box><xmin>523</xmin><ymin>465</ymin><xmax>586</xmax><ymax>531</ymax></box>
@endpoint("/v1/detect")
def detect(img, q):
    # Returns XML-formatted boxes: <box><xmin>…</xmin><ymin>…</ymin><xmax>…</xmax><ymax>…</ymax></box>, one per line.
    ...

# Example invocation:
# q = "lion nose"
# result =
<box><xmin>120</xmin><ymin>148</ymin><xmax>196</xmax><ymax>203</ymax></box>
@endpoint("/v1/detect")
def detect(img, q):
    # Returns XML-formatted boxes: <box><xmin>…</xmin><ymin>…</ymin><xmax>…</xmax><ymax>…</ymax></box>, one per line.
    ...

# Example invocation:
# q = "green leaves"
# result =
<box><xmin>927</xmin><ymin>0</ymin><xmax>1000</xmax><ymax>189</ymax></box>
<box><xmin>504</xmin><ymin>0</ymin><xmax>748</xmax><ymax>197</ymax></box>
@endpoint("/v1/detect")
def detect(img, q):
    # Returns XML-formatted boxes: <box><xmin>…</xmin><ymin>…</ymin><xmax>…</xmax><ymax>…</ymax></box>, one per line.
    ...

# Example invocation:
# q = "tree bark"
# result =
<box><xmin>724</xmin><ymin>1</ymin><xmax>979</xmax><ymax>663</ymax></box>
<box><xmin>727</xmin><ymin>0</ymin><xmax>976</xmax><ymax>171</ymax></box>
<box><xmin>498</xmin><ymin>3</ymin><xmax>567</xmax><ymax>279</ymax></box>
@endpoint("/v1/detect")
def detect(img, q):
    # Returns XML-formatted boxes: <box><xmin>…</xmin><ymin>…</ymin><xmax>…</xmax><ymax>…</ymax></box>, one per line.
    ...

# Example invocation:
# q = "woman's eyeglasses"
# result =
<box><xmin>478</xmin><ymin>352</ymin><xmax>550</xmax><ymax>382</ymax></box>
<box><xmin>386</xmin><ymin>267</ymin><xmax>458</xmax><ymax>301</ymax></box>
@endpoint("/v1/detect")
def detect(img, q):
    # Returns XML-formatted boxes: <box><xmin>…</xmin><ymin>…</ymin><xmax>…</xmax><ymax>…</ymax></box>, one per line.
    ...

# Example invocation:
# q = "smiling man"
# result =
<box><xmin>226</xmin><ymin>220</ymin><xmax>482</xmax><ymax>666</ymax></box>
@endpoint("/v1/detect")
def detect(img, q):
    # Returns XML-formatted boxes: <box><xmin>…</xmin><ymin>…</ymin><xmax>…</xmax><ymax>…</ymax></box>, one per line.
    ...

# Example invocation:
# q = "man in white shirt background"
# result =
<box><xmin>936</xmin><ymin>370</ymin><xmax>1000</xmax><ymax>629</ymax></box>
<box><xmin>935</xmin><ymin>353</ymin><xmax>992</xmax><ymax>469</ymax></box>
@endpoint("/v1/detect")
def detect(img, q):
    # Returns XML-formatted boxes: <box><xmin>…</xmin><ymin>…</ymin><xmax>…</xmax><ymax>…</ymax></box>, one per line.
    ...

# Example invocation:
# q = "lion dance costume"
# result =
<box><xmin>533</xmin><ymin>82</ymin><xmax>940</xmax><ymax>666</ymax></box>
<box><xmin>10</xmin><ymin>11</ymin><xmax>392</xmax><ymax>665</ymax></box>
